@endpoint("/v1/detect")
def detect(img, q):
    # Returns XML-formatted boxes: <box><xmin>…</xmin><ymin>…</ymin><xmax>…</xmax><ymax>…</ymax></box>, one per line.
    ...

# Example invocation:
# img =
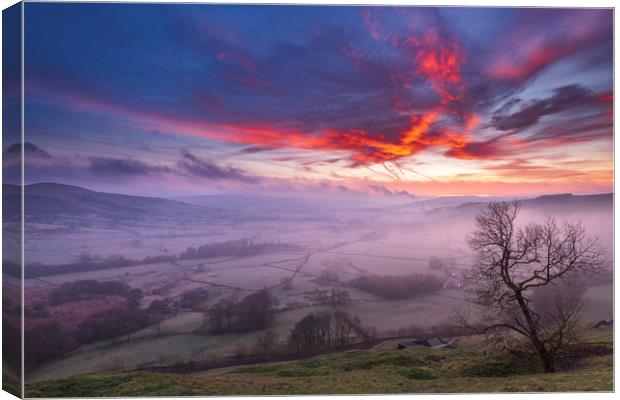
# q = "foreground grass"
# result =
<box><xmin>3</xmin><ymin>372</ymin><xmax>21</xmax><ymax>397</ymax></box>
<box><xmin>26</xmin><ymin>334</ymin><xmax>612</xmax><ymax>397</ymax></box>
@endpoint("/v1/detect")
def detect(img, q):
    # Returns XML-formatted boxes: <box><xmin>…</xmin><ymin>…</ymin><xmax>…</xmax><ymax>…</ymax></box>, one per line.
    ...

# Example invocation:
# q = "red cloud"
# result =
<box><xmin>30</xmin><ymin>27</ymin><xmax>480</xmax><ymax>167</ymax></box>
<box><xmin>488</xmin><ymin>47</ymin><xmax>559</xmax><ymax>81</ymax></box>
<box><xmin>485</xmin><ymin>11</ymin><xmax>612</xmax><ymax>82</ymax></box>
<box><xmin>406</xmin><ymin>31</ymin><xmax>464</xmax><ymax>103</ymax></box>
<box><xmin>444</xmin><ymin>139</ymin><xmax>504</xmax><ymax>160</ymax></box>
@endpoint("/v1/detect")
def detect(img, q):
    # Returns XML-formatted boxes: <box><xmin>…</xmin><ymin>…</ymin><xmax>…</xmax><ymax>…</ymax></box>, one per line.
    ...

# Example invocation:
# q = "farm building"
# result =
<box><xmin>397</xmin><ymin>337</ymin><xmax>450</xmax><ymax>349</ymax></box>
<box><xmin>594</xmin><ymin>319</ymin><xmax>613</xmax><ymax>328</ymax></box>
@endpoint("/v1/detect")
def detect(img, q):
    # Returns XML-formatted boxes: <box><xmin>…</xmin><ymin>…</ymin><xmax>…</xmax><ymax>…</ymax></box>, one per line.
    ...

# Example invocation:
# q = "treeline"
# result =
<box><xmin>209</xmin><ymin>290</ymin><xmax>278</xmax><ymax>334</ymax></box>
<box><xmin>349</xmin><ymin>273</ymin><xmax>443</xmax><ymax>300</ymax></box>
<box><xmin>19</xmin><ymin>239</ymin><xmax>302</xmax><ymax>279</ymax></box>
<box><xmin>23</xmin><ymin>254</ymin><xmax>145</xmax><ymax>279</ymax></box>
<box><xmin>180</xmin><ymin>239</ymin><xmax>301</xmax><ymax>260</ymax></box>
<box><xmin>49</xmin><ymin>280</ymin><xmax>132</xmax><ymax>304</ymax></box>
<box><xmin>288</xmin><ymin>310</ymin><xmax>370</xmax><ymax>354</ymax></box>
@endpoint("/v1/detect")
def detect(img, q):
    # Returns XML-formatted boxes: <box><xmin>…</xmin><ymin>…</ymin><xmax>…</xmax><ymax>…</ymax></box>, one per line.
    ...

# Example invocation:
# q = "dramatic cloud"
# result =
<box><xmin>491</xmin><ymin>84</ymin><xmax>611</xmax><ymax>131</ymax></box>
<box><xmin>20</xmin><ymin>5</ymin><xmax>613</xmax><ymax>196</ymax></box>
<box><xmin>484</xmin><ymin>9</ymin><xmax>612</xmax><ymax>83</ymax></box>
<box><xmin>177</xmin><ymin>150</ymin><xmax>258</xmax><ymax>183</ymax></box>
<box><xmin>444</xmin><ymin>138</ymin><xmax>506</xmax><ymax>160</ymax></box>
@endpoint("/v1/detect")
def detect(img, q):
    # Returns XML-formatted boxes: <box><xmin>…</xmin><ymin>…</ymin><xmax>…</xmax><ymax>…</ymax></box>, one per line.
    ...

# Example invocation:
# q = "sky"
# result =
<box><xmin>4</xmin><ymin>4</ymin><xmax>614</xmax><ymax>198</ymax></box>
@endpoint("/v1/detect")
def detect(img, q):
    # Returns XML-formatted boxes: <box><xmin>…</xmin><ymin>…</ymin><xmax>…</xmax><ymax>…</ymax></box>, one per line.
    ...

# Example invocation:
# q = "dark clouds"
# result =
<box><xmin>5</xmin><ymin>142</ymin><xmax>259</xmax><ymax>186</ymax></box>
<box><xmin>178</xmin><ymin>150</ymin><xmax>259</xmax><ymax>183</ymax></box>
<box><xmin>4</xmin><ymin>142</ymin><xmax>52</xmax><ymax>159</ymax></box>
<box><xmin>88</xmin><ymin>157</ymin><xmax>172</xmax><ymax>177</ymax></box>
<box><xmin>22</xmin><ymin>5</ymin><xmax>614</xmax><ymax>171</ymax></box>
<box><xmin>444</xmin><ymin>138</ymin><xmax>505</xmax><ymax>160</ymax></box>
<box><xmin>491</xmin><ymin>84</ymin><xmax>610</xmax><ymax>131</ymax></box>
<box><xmin>367</xmin><ymin>183</ymin><xmax>414</xmax><ymax>198</ymax></box>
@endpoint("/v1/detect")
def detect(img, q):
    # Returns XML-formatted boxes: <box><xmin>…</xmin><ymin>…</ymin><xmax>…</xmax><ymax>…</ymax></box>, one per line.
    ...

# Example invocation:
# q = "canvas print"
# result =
<box><xmin>2</xmin><ymin>3</ymin><xmax>614</xmax><ymax>397</ymax></box>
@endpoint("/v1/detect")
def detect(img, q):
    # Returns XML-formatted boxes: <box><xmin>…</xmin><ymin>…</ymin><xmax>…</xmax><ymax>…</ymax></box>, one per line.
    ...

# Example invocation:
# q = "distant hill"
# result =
<box><xmin>176</xmin><ymin>192</ymin><xmax>407</xmax><ymax>215</ymax></box>
<box><xmin>3</xmin><ymin>183</ymin><xmax>208</xmax><ymax>222</ymax></box>
<box><xmin>5</xmin><ymin>183</ymin><xmax>612</xmax><ymax>225</ymax></box>
<box><xmin>427</xmin><ymin>193</ymin><xmax>613</xmax><ymax>221</ymax></box>
<box><xmin>402</xmin><ymin>195</ymin><xmax>520</xmax><ymax>211</ymax></box>
<box><xmin>177</xmin><ymin>194</ymin><xmax>334</xmax><ymax>214</ymax></box>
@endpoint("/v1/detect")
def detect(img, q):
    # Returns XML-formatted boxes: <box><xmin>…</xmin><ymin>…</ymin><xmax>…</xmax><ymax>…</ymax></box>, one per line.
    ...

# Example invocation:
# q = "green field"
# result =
<box><xmin>26</xmin><ymin>329</ymin><xmax>613</xmax><ymax>397</ymax></box>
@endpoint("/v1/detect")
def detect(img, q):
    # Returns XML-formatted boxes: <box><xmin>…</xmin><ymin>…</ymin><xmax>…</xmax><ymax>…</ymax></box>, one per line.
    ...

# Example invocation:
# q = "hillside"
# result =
<box><xmin>7</xmin><ymin>183</ymin><xmax>611</xmax><ymax>224</ymax></box>
<box><xmin>25</xmin><ymin>329</ymin><xmax>612</xmax><ymax>396</ymax></box>
<box><xmin>427</xmin><ymin>193</ymin><xmax>613</xmax><ymax>220</ymax></box>
<box><xmin>3</xmin><ymin>183</ymin><xmax>208</xmax><ymax>222</ymax></box>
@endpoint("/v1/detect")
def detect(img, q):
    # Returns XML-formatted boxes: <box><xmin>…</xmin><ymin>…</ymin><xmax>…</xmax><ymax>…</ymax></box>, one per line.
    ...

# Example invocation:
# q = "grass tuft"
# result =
<box><xmin>401</xmin><ymin>367</ymin><xmax>436</xmax><ymax>380</ymax></box>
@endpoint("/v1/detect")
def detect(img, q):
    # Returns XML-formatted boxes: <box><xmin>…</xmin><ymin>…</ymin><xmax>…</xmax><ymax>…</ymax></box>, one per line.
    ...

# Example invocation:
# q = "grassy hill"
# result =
<box><xmin>3</xmin><ymin>182</ymin><xmax>207</xmax><ymax>222</ymax></box>
<box><xmin>25</xmin><ymin>329</ymin><xmax>612</xmax><ymax>396</ymax></box>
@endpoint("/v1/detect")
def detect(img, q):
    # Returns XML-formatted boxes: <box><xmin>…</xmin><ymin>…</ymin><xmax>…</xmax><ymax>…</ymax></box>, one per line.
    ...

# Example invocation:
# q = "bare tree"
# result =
<box><xmin>462</xmin><ymin>201</ymin><xmax>603</xmax><ymax>373</ymax></box>
<box><xmin>254</xmin><ymin>329</ymin><xmax>279</xmax><ymax>354</ymax></box>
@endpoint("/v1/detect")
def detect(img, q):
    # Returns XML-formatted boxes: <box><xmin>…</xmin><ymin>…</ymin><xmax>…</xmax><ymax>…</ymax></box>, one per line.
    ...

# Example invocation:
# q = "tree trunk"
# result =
<box><xmin>529</xmin><ymin>340</ymin><xmax>556</xmax><ymax>373</ymax></box>
<box><xmin>513</xmin><ymin>291</ymin><xmax>556</xmax><ymax>373</ymax></box>
<box><xmin>539</xmin><ymin>351</ymin><xmax>555</xmax><ymax>373</ymax></box>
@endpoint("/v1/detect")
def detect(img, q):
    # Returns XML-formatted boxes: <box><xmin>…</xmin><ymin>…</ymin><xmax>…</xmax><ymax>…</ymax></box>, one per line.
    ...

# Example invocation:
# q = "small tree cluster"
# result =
<box><xmin>49</xmin><ymin>280</ymin><xmax>131</xmax><ymax>304</ymax></box>
<box><xmin>350</xmin><ymin>274</ymin><xmax>443</xmax><ymax>300</ymax></box>
<box><xmin>177</xmin><ymin>288</ymin><xmax>210</xmax><ymax>309</ymax></box>
<box><xmin>24</xmin><ymin>240</ymin><xmax>303</xmax><ymax>279</ymax></box>
<box><xmin>180</xmin><ymin>239</ymin><xmax>301</xmax><ymax>260</ymax></box>
<box><xmin>209</xmin><ymin>290</ymin><xmax>278</xmax><ymax>333</ymax></box>
<box><xmin>288</xmin><ymin>311</ymin><xmax>365</xmax><ymax>354</ymax></box>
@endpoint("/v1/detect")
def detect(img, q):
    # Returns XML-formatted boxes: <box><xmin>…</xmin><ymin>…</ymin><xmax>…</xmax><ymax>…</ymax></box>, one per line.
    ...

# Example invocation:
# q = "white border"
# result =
<box><xmin>0</xmin><ymin>1</ymin><xmax>616</xmax><ymax>400</ymax></box>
